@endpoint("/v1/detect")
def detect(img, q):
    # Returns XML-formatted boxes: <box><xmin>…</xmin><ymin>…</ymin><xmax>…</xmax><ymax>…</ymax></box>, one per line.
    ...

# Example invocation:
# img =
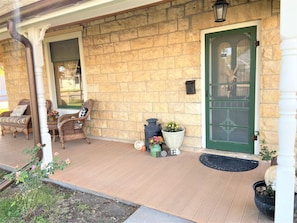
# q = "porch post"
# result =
<box><xmin>27</xmin><ymin>25</ymin><xmax>53</xmax><ymax>165</ymax></box>
<box><xmin>275</xmin><ymin>0</ymin><xmax>297</xmax><ymax>222</ymax></box>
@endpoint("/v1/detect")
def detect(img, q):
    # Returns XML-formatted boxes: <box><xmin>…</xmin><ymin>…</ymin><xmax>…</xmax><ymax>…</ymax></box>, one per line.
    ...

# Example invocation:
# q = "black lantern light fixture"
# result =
<box><xmin>212</xmin><ymin>0</ymin><xmax>229</xmax><ymax>22</ymax></box>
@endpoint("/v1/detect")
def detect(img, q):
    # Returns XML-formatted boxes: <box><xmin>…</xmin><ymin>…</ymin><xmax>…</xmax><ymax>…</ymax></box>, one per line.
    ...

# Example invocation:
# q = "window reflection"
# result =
<box><xmin>54</xmin><ymin>60</ymin><xmax>83</xmax><ymax>107</ymax></box>
<box><xmin>216</xmin><ymin>38</ymin><xmax>250</xmax><ymax>98</ymax></box>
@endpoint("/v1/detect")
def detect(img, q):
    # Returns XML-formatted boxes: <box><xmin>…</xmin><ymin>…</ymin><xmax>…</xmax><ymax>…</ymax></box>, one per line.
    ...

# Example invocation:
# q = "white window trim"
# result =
<box><xmin>44</xmin><ymin>29</ymin><xmax>87</xmax><ymax>115</ymax></box>
<box><xmin>200</xmin><ymin>21</ymin><xmax>261</xmax><ymax>154</ymax></box>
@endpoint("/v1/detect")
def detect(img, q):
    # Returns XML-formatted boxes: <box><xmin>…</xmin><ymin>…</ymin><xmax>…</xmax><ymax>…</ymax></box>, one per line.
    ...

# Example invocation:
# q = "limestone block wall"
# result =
<box><xmin>260</xmin><ymin>14</ymin><xmax>281</xmax><ymax>152</ymax></box>
<box><xmin>0</xmin><ymin>0</ymin><xmax>283</xmax><ymax>153</ymax></box>
<box><xmin>82</xmin><ymin>0</ymin><xmax>204</xmax><ymax>150</ymax></box>
<box><xmin>80</xmin><ymin>0</ymin><xmax>281</xmax><ymax>152</ymax></box>
<box><xmin>0</xmin><ymin>39</ymin><xmax>30</xmax><ymax>105</ymax></box>
<box><xmin>0</xmin><ymin>39</ymin><xmax>50</xmax><ymax>112</ymax></box>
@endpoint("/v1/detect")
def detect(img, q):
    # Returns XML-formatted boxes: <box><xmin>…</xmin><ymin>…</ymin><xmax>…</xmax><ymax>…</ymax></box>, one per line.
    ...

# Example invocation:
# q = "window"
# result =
<box><xmin>44</xmin><ymin>29</ymin><xmax>86</xmax><ymax>109</ymax></box>
<box><xmin>50</xmin><ymin>38</ymin><xmax>83</xmax><ymax>108</ymax></box>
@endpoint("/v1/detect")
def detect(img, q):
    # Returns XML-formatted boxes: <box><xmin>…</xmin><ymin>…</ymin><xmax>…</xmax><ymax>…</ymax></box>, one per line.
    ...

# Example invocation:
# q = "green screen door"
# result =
<box><xmin>205</xmin><ymin>26</ymin><xmax>257</xmax><ymax>154</ymax></box>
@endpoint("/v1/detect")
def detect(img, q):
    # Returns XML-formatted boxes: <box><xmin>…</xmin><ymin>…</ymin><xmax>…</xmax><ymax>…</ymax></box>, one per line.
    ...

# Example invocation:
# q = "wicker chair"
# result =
<box><xmin>57</xmin><ymin>99</ymin><xmax>93</xmax><ymax>149</ymax></box>
<box><xmin>0</xmin><ymin>99</ymin><xmax>52</xmax><ymax>139</ymax></box>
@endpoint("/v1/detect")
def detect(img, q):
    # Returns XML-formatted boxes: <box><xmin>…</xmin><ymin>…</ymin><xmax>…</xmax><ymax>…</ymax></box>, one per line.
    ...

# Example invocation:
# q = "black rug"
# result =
<box><xmin>199</xmin><ymin>153</ymin><xmax>259</xmax><ymax>172</ymax></box>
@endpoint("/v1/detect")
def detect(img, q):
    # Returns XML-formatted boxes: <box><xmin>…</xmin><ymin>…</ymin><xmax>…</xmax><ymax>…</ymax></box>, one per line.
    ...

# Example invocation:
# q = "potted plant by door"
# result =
<box><xmin>161</xmin><ymin>121</ymin><xmax>185</xmax><ymax>155</ymax></box>
<box><xmin>252</xmin><ymin>139</ymin><xmax>297</xmax><ymax>220</ymax></box>
<box><xmin>253</xmin><ymin>139</ymin><xmax>277</xmax><ymax>219</ymax></box>
<box><xmin>253</xmin><ymin>166</ymin><xmax>277</xmax><ymax>220</ymax></box>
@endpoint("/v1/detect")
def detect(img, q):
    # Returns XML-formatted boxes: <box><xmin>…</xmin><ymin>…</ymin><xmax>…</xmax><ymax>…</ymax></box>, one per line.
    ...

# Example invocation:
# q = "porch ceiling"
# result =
<box><xmin>0</xmin><ymin>0</ymin><xmax>164</xmax><ymax>40</ymax></box>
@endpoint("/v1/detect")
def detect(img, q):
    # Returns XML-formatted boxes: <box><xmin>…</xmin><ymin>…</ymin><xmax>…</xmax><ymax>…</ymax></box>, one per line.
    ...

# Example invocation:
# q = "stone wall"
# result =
<box><xmin>81</xmin><ymin>0</ymin><xmax>205</xmax><ymax>149</ymax></box>
<box><xmin>260</xmin><ymin>14</ymin><xmax>280</xmax><ymax>152</ymax></box>
<box><xmin>0</xmin><ymin>38</ymin><xmax>50</xmax><ymax>112</ymax></box>
<box><xmin>0</xmin><ymin>39</ymin><xmax>30</xmax><ymax>104</ymax></box>
<box><xmin>81</xmin><ymin>0</ymin><xmax>280</xmax><ymax>152</ymax></box>
<box><xmin>0</xmin><ymin>0</ymin><xmax>282</xmax><ymax>153</ymax></box>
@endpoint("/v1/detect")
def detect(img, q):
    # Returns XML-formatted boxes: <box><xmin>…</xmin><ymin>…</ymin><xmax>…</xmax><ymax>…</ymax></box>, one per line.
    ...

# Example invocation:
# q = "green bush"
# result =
<box><xmin>3</xmin><ymin>144</ymin><xmax>70</xmax><ymax>220</ymax></box>
<box><xmin>259</xmin><ymin>139</ymin><xmax>277</xmax><ymax>161</ymax></box>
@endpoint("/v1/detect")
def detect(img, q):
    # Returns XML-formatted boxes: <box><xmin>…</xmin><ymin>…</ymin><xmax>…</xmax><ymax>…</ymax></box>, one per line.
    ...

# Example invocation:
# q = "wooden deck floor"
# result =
<box><xmin>0</xmin><ymin>133</ymin><xmax>273</xmax><ymax>223</ymax></box>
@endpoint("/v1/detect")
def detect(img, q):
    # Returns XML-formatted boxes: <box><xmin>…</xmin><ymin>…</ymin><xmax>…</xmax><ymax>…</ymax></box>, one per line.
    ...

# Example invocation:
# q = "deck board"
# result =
<box><xmin>0</xmin><ymin>133</ymin><xmax>273</xmax><ymax>223</ymax></box>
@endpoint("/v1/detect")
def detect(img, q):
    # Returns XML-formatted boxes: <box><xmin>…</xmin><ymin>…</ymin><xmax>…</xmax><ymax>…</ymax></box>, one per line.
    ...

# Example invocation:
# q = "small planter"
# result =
<box><xmin>253</xmin><ymin>180</ymin><xmax>275</xmax><ymax>220</ymax></box>
<box><xmin>161</xmin><ymin>129</ymin><xmax>185</xmax><ymax>155</ymax></box>
<box><xmin>144</xmin><ymin>118</ymin><xmax>162</xmax><ymax>151</ymax></box>
<box><xmin>150</xmin><ymin>144</ymin><xmax>161</xmax><ymax>157</ymax></box>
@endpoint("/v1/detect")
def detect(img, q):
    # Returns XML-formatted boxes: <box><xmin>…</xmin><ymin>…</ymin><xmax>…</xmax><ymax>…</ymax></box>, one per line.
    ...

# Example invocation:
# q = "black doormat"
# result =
<box><xmin>199</xmin><ymin>153</ymin><xmax>259</xmax><ymax>172</ymax></box>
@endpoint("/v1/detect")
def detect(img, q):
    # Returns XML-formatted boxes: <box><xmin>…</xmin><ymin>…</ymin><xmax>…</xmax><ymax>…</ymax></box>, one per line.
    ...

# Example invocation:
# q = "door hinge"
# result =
<box><xmin>254</xmin><ymin>40</ymin><xmax>260</xmax><ymax>47</ymax></box>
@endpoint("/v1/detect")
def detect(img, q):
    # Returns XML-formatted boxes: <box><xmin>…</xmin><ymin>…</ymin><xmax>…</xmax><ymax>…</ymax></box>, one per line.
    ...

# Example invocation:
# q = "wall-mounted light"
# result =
<box><xmin>212</xmin><ymin>0</ymin><xmax>229</xmax><ymax>22</ymax></box>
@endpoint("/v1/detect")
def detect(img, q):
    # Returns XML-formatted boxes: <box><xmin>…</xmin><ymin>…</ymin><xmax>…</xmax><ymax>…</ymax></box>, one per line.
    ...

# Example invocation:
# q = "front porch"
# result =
<box><xmin>0</xmin><ymin>133</ymin><xmax>273</xmax><ymax>223</ymax></box>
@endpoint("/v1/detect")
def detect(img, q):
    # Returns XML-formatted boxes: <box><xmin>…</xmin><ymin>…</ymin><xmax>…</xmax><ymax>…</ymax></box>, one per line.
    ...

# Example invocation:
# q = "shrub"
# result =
<box><xmin>4</xmin><ymin>144</ymin><xmax>70</xmax><ymax>219</ymax></box>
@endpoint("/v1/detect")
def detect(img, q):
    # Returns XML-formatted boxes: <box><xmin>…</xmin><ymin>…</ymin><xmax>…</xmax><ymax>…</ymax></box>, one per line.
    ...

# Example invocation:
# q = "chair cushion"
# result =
<box><xmin>10</xmin><ymin>105</ymin><xmax>28</xmax><ymax>117</ymax></box>
<box><xmin>79</xmin><ymin>107</ymin><xmax>88</xmax><ymax>118</ymax></box>
<box><xmin>0</xmin><ymin>115</ymin><xmax>30</xmax><ymax>124</ymax></box>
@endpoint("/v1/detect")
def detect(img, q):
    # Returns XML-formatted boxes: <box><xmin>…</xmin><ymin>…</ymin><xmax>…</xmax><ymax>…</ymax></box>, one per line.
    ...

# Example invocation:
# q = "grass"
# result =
<box><xmin>0</xmin><ymin>169</ymin><xmax>67</xmax><ymax>222</ymax></box>
<box><xmin>0</xmin><ymin>183</ymin><xmax>64</xmax><ymax>223</ymax></box>
<box><xmin>0</xmin><ymin>169</ymin><xmax>137</xmax><ymax>222</ymax></box>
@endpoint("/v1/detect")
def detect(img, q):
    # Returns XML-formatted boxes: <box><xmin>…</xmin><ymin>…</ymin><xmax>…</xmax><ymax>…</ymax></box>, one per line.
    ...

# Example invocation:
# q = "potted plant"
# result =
<box><xmin>149</xmin><ymin>136</ymin><xmax>164</xmax><ymax>157</ymax></box>
<box><xmin>48</xmin><ymin>109</ymin><xmax>59</xmax><ymax>121</ymax></box>
<box><xmin>161</xmin><ymin>121</ymin><xmax>185</xmax><ymax>155</ymax></box>
<box><xmin>253</xmin><ymin>139</ymin><xmax>279</xmax><ymax>219</ymax></box>
<box><xmin>253</xmin><ymin>167</ymin><xmax>277</xmax><ymax>220</ymax></box>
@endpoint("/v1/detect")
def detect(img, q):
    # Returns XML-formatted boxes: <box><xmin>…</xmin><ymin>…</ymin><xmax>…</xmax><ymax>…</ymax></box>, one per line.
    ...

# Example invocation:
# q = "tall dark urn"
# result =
<box><xmin>144</xmin><ymin>118</ymin><xmax>162</xmax><ymax>151</ymax></box>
